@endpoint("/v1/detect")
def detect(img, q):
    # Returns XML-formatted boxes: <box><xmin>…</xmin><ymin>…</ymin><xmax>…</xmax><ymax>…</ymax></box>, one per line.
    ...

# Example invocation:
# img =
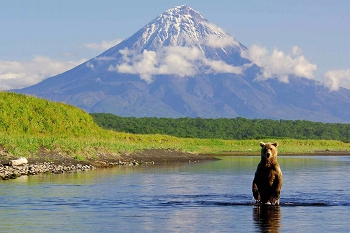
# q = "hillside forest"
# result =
<box><xmin>91</xmin><ymin>114</ymin><xmax>350</xmax><ymax>142</ymax></box>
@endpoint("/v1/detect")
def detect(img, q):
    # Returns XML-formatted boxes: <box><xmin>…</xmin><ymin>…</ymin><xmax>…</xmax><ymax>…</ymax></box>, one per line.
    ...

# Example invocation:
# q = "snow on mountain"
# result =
<box><xmin>92</xmin><ymin>5</ymin><xmax>250</xmax><ymax>83</ymax></box>
<box><xmin>135</xmin><ymin>5</ymin><xmax>240</xmax><ymax>50</ymax></box>
<box><xmin>14</xmin><ymin>5</ymin><xmax>350</xmax><ymax>122</ymax></box>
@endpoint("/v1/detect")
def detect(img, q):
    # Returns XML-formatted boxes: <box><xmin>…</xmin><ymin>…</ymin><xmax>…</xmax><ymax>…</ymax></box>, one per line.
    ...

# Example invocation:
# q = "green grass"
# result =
<box><xmin>1</xmin><ymin>92</ymin><xmax>350</xmax><ymax>160</ymax></box>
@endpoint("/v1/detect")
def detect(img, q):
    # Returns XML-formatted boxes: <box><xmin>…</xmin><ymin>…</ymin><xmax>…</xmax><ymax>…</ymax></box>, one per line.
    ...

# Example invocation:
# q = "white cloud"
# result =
<box><xmin>202</xmin><ymin>21</ymin><xmax>226</xmax><ymax>35</ymax></box>
<box><xmin>205</xmin><ymin>34</ymin><xmax>240</xmax><ymax>48</ymax></box>
<box><xmin>247</xmin><ymin>45</ymin><xmax>317</xmax><ymax>82</ymax></box>
<box><xmin>109</xmin><ymin>46</ymin><xmax>243</xmax><ymax>83</ymax></box>
<box><xmin>85</xmin><ymin>39</ymin><xmax>123</xmax><ymax>51</ymax></box>
<box><xmin>201</xmin><ymin>22</ymin><xmax>240</xmax><ymax>48</ymax></box>
<box><xmin>0</xmin><ymin>56</ymin><xmax>85</xmax><ymax>90</ymax></box>
<box><xmin>292</xmin><ymin>45</ymin><xmax>302</xmax><ymax>56</ymax></box>
<box><xmin>86</xmin><ymin>62</ymin><xmax>94</xmax><ymax>70</ymax></box>
<box><xmin>323</xmin><ymin>69</ymin><xmax>350</xmax><ymax>91</ymax></box>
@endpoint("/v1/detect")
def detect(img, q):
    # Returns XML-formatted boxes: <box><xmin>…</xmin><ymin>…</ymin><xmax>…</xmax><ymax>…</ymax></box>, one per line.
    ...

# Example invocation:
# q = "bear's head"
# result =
<box><xmin>260</xmin><ymin>142</ymin><xmax>278</xmax><ymax>163</ymax></box>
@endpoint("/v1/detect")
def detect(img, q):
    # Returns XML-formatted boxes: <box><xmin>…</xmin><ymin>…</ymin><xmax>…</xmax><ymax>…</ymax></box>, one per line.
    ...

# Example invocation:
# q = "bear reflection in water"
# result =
<box><xmin>253</xmin><ymin>205</ymin><xmax>281</xmax><ymax>233</ymax></box>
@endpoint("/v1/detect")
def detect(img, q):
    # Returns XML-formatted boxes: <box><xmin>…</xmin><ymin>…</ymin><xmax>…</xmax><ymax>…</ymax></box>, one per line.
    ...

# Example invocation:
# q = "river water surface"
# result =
<box><xmin>1</xmin><ymin>156</ymin><xmax>349</xmax><ymax>232</ymax></box>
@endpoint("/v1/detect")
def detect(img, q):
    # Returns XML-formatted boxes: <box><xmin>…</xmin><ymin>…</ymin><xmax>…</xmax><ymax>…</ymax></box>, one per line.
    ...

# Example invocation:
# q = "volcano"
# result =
<box><xmin>15</xmin><ymin>5</ymin><xmax>350</xmax><ymax>122</ymax></box>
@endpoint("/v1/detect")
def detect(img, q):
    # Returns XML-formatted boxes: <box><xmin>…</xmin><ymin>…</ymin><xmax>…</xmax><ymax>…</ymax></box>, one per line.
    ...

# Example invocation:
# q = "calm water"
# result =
<box><xmin>1</xmin><ymin>156</ymin><xmax>350</xmax><ymax>232</ymax></box>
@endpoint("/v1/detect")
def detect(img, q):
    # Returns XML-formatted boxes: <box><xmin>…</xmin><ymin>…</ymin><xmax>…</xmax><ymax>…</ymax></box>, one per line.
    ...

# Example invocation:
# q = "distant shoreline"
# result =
<box><xmin>1</xmin><ymin>149</ymin><xmax>350</xmax><ymax>180</ymax></box>
<box><xmin>3</xmin><ymin>148</ymin><xmax>350</xmax><ymax>168</ymax></box>
<box><xmin>67</xmin><ymin>149</ymin><xmax>350</xmax><ymax>166</ymax></box>
<box><xmin>216</xmin><ymin>150</ymin><xmax>350</xmax><ymax>156</ymax></box>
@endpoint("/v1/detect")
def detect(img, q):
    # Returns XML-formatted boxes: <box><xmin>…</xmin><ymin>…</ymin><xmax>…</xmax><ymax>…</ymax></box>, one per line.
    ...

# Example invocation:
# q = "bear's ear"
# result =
<box><xmin>260</xmin><ymin>142</ymin><xmax>265</xmax><ymax>147</ymax></box>
<box><xmin>272</xmin><ymin>142</ymin><xmax>278</xmax><ymax>147</ymax></box>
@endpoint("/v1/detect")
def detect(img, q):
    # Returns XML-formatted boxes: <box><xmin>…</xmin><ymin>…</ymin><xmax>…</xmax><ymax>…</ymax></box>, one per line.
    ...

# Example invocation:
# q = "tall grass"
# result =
<box><xmin>0</xmin><ymin>92</ymin><xmax>103</xmax><ymax>137</ymax></box>
<box><xmin>1</xmin><ymin>92</ymin><xmax>349</xmax><ymax>160</ymax></box>
<box><xmin>1</xmin><ymin>132</ymin><xmax>350</xmax><ymax>159</ymax></box>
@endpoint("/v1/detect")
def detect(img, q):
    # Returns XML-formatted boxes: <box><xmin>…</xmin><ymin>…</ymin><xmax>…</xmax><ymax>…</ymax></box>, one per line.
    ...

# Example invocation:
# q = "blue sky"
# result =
<box><xmin>1</xmin><ymin>0</ymin><xmax>350</xmax><ymax>90</ymax></box>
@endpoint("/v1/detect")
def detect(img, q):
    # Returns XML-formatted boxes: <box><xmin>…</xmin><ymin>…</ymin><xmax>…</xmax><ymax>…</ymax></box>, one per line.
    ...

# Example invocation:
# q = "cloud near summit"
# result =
<box><xmin>323</xmin><ymin>69</ymin><xmax>350</xmax><ymax>91</ymax></box>
<box><xmin>110</xmin><ymin>42</ymin><xmax>319</xmax><ymax>85</ymax></box>
<box><xmin>1</xmin><ymin>39</ymin><xmax>349</xmax><ymax>92</ymax></box>
<box><xmin>246</xmin><ymin>45</ymin><xmax>317</xmax><ymax>83</ymax></box>
<box><xmin>109</xmin><ymin>46</ymin><xmax>243</xmax><ymax>83</ymax></box>
<box><xmin>245</xmin><ymin>45</ymin><xmax>350</xmax><ymax>90</ymax></box>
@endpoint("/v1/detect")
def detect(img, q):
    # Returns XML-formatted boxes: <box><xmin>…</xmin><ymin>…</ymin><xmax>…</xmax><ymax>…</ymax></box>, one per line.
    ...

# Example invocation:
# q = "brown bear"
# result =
<box><xmin>252</xmin><ymin>142</ymin><xmax>283</xmax><ymax>205</ymax></box>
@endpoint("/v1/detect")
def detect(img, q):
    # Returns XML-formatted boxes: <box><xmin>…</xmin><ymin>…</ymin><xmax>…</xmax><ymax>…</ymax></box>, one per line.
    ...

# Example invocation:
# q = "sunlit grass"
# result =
<box><xmin>1</xmin><ymin>132</ymin><xmax>350</xmax><ymax>160</ymax></box>
<box><xmin>1</xmin><ymin>92</ymin><xmax>349</xmax><ymax>160</ymax></box>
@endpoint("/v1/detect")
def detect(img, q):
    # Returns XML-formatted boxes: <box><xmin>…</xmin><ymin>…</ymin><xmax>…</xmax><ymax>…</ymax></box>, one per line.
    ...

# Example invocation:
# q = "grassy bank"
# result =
<box><xmin>1</xmin><ymin>92</ymin><xmax>350</xmax><ymax>161</ymax></box>
<box><xmin>2</xmin><ymin>132</ymin><xmax>350</xmax><ymax>160</ymax></box>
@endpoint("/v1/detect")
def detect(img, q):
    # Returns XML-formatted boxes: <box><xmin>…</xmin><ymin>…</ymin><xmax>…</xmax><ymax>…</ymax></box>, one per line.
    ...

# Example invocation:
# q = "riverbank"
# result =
<box><xmin>0</xmin><ymin>149</ymin><xmax>218</xmax><ymax>180</ymax></box>
<box><xmin>217</xmin><ymin>150</ymin><xmax>350</xmax><ymax>156</ymax></box>
<box><xmin>2</xmin><ymin>148</ymin><xmax>350</xmax><ymax>180</ymax></box>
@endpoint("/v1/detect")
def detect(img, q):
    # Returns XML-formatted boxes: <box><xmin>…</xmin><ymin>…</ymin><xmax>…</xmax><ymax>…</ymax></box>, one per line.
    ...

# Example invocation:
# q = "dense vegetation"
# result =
<box><xmin>91</xmin><ymin>114</ymin><xmax>350</xmax><ymax>142</ymax></box>
<box><xmin>0</xmin><ymin>92</ymin><xmax>349</xmax><ymax>159</ymax></box>
<box><xmin>1</xmin><ymin>92</ymin><xmax>224</xmax><ymax>158</ymax></box>
<box><xmin>0</xmin><ymin>92</ymin><xmax>103</xmax><ymax>137</ymax></box>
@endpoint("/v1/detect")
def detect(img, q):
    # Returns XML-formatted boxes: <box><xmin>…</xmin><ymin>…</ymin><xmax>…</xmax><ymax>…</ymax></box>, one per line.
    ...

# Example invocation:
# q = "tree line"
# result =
<box><xmin>90</xmin><ymin>113</ymin><xmax>350</xmax><ymax>142</ymax></box>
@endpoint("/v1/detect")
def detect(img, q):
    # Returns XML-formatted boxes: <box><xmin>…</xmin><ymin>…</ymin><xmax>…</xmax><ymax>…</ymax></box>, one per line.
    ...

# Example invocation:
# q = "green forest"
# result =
<box><xmin>1</xmin><ymin>92</ymin><xmax>349</xmax><ymax>158</ymax></box>
<box><xmin>91</xmin><ymin>113</ymin><xmax>350</xmax><ymax>142</ymax></box>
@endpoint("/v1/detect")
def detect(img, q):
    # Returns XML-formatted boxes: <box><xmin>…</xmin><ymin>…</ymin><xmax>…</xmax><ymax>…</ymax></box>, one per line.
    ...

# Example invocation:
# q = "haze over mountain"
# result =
<box><xmin>15</xmin><ymin>5</ymin><xmax>350</xmax><ymax>122</ymax></box>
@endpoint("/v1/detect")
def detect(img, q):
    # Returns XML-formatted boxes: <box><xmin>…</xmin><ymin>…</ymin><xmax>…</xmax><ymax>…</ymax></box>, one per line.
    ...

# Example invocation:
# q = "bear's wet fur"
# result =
<box><xmin>252</xmin><ymin>142</ymin><xmax>283</xmax><ymax>205</ymax></box>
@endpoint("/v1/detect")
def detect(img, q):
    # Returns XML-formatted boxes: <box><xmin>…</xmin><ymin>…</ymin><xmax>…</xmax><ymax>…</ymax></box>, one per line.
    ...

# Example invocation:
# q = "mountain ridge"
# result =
<box><xmin>15</xmin><ymin>5</ymin><xmax>350</xmax><ymax>123</ymax></box>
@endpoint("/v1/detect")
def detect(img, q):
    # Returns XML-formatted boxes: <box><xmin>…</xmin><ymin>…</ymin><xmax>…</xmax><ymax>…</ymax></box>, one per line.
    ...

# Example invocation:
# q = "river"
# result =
<box><xmin>0</xmin><ymin>156</ymin><xmax>349</xmax><ymax>232</ymax></box>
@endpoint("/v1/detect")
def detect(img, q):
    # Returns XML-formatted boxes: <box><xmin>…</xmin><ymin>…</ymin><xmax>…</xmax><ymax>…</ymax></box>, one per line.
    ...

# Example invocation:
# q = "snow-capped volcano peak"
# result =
<box><xmin>126</xmin><ymin>5</ymin><xmax>243</xmax><ymax>53</ymax></box>
<box><xmin>98</xmin><ymin>5</ymin><xmax>250</xmax><ymax>82</ymax></box>
<box><xmin>16</xmin><ymin>6</ymin><xmax>350</xmax><ymax>123</ymax></box>
<box><xmin>162</xmin><ymin>5</ymin><xmax>204</xmax><ymax>21</ymax></box>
